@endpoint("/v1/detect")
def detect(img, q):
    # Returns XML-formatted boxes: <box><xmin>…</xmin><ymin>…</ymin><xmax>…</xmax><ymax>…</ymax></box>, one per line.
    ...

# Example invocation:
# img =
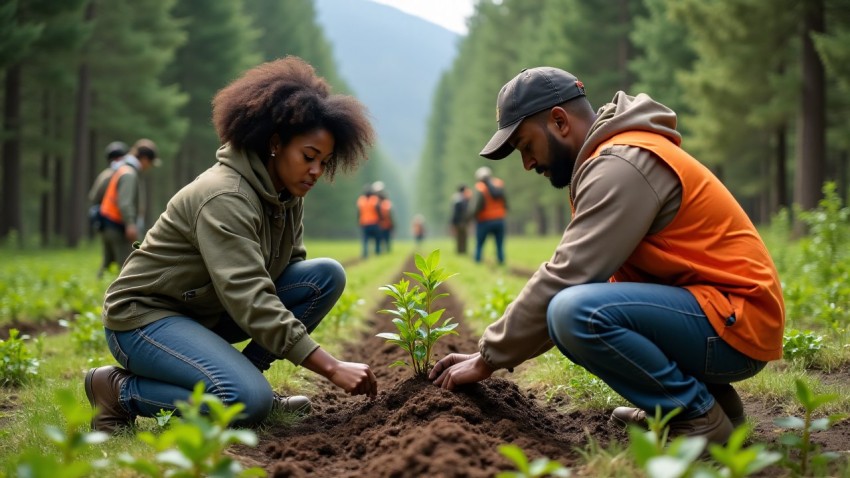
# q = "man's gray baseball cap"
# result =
<box><xmin>480</xmin><ymin>67</ymin><xmax>586</xmax><ymax>160</ymax></box>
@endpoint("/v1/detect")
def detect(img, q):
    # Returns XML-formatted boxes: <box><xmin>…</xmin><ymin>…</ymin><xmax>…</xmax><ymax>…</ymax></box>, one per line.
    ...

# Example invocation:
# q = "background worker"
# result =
<box><xmin>450</xmin><ymin>184</ymin><xmax>471</xmax><ymax>254</ymax></box>
<box><xmin>98</xmin><ymin>138</ymin><xmax>159</xmax><ymax>271</ymax></box>
<box><xmin>469</xmin><ymin>166</ymin><xmax>508</xmax><ymax>265</ymax></box>
<box><xmin>88</xmin><ymin>141</ymin><xmax>128</xmax><ymax>277</ymax></box>
<box><xmin>356</xmin><ymin>183</ymin><xmax>382</xmax><ymax>258</ymax></box>
<box><xmin>374</xmin><ymin>181</ymin><xmax>394</xmax><ymax>253</ymax></box>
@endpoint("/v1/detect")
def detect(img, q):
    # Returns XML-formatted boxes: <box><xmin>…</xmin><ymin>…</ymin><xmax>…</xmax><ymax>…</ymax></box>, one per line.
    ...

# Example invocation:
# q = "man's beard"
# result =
<box><xmin>546</xmin><ymin>131</ymin><xmax>575</xmax><ymax>189</ymax></box>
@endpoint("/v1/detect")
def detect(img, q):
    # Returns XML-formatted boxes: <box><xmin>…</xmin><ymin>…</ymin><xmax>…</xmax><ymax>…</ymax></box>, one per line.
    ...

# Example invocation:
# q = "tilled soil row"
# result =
<box><xmin>236</xmin><ymin>254</ymin><xmax>625</xmax><ymax>477</ymax></box>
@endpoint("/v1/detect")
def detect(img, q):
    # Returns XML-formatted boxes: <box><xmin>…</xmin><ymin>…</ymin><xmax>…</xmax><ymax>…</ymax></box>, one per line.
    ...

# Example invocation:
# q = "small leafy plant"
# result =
<box><xmin>707</xmin><ymin>425</ymin><xmax>782</xmax><ymax>478</ymax></box>
<box><xmin>325</xmin><ymin>291</ymin><xmax>364</xmax><ymax>334</ymax></box>
<box><xmin>15</xmin><ymin>388</ymin><xmax>110</xmax><ymax>478</ymax></box>
<box><xmin>0</xmin><ymin>328</ymin><xmax>41</xmax><ymax>386</ymax></box>
<box><xmin>496</xmin><ymin>444</ymin><xmax>570</xmax><ymax>478</ymax></box>
<box><xmin>774</xmin><ymin>379</ymin><xmax>848</xmax><ymax>477</ymax></box>
<box><xmin>377</xmin><ymin>250</ymin><xmax>459</xmax><ymax>377</ymax></box>
<box><xmin>782</xmin><ymin>329</ymin><xmax>824</xmax><ymax>366</ymax></box>
<box><xmin>467</xmin><ymin>280</ymin><xmax>514</xmax><ymax>322</ymax></box>
<box><xmin>118</xmin><ymin>382</ymin><xmax>266</xmax><ymax>477</ymax></box>
<box><xmin>60</xmin><ymin>309</ymin><xmax>106</xmax><ymax>356</ymax></box>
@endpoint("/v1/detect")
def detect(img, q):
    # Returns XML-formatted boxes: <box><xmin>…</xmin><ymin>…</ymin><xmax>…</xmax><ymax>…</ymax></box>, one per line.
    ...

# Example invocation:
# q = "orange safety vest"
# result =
<box><xmin>357</xmin><ymin>194</ymin><xmax>381</xmax><ymax>226</ymax></box>
<box><xmin>475</xmin><ymin>178</ymin><xmax>507</xmax><ymax>222</ymax></box>
<box><xmin>581</xmin><ymin>131</ymin><xmax>784</xmax><ymax>361</ymax></box>
<box><xmin>379</xmin><ymin>199</ymin><xmax>393</xmax><ymax>230</ymax></box>
<box><xmin>99</xmin><ymin>164</ymin><xmax>135</xmax><ymax>224</ymax></box>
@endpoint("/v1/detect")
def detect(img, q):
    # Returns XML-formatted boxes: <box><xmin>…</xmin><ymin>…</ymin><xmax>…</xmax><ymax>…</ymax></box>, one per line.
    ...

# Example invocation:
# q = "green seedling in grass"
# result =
<box><xmin>782</xmin><ymin>329</ymin><xmax>824</xmax><ymax>367</ymax></box>
<box><xmin>0</xmin><ymin>328</ymin><xmax>41</xmax><ymax>386</ymax></box>
<box><xmin>325</xmin><ymin>291</ymin><xmax>364</xmax><ymax>334</ymax></box>
<box><xmin>60</xmin><ymin>310</ymin><xmax>106</xmax><ymax>357</ymax></box>
<box><xmin>774</xmin><ymin>379</ymin><xmax>848</xmax><ymax>477</ymax></box>
<box><xmin>377</xmin><ymin>250</ymin><xmax>459</xmax><ymax>377</ymax></box>
<box><xmin>118</xmin><ymin>382</ymin><xmax>266</xmax><ymax>478</ymax></box>
<box><xmin>496</xmin><ymin>444</ymin><xmax>570</xmax><ymax>478</ymax></box>
<box><xmin>627</xmin><ymin>405</ymin><xmax>707</xmax><ymax>478</ymax></box>
<box><xmin>707</xmin><ymin>425</ymin><xmax>782</xmax><ymax>478</ymax></box>
<box><xmin>15</xmin><ymin>388</ymin><xmax>110</xmax><ymax>478</ymax></box>
<box><xmin>467</xmin><ymin>280</ymin><xmax>514</xmax><ymax>322</ymax></box>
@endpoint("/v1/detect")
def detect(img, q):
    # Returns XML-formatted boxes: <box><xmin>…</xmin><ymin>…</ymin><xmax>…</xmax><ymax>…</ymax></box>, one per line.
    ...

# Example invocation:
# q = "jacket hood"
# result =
<box><xmin>215</xmin><ymin>143</ymin><xmax>299</xmax><ymax>209</ymax></box>
<box><xmin>576</xmin><ymin>92</ymin><xmax>681</xmax><ymax>166</ymax></box>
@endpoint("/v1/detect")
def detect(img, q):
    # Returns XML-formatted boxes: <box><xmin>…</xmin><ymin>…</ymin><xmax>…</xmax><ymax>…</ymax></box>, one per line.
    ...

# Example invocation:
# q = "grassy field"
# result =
<box><xmin>2</xmin><ymin>204</ymin><xmax>850</xmax><ymax>476</ymax></box>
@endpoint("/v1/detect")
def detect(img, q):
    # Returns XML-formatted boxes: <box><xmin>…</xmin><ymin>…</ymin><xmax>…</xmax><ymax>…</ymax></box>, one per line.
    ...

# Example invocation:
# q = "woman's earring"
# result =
<box><xmin>271</xmin><ymin>152</ymin><xmax>276</xmax><ymax>157</ymax></box>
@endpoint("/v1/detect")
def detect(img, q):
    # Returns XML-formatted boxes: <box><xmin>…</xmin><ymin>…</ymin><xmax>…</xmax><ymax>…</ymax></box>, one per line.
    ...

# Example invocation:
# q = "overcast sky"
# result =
<box><xmin>368</xmin><ymin>0</ymin><xmax>476</xmax><ymax>35</ymax></box>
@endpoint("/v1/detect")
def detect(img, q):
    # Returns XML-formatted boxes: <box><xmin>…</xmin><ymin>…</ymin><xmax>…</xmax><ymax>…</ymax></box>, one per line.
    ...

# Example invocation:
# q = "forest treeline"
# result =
<box><xmin>0</xmin><ymin>0</ymin><xmax>399</xmax><ymax>247</ymax></box>
<box><xmin>415</xmin><ymin>0</ymin><xmax>850</xmax><ymax>235</ymax></box>
<box><xmin>2</xmin><ymin>0</ymin><xmax>849</xmax><ymax>247</ymax></box>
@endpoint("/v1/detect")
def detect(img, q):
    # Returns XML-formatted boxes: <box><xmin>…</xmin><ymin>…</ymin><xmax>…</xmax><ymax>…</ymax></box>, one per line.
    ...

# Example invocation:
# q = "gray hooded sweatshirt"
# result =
<box><xmin>479</xmin><ymin>92</ymin><xmax>685</xmax><ymax>370</ymax></box>
<box><xmin>103</xmin><ymin>143</ymin><xmax>318</xmax><ymax>365</ymax></box>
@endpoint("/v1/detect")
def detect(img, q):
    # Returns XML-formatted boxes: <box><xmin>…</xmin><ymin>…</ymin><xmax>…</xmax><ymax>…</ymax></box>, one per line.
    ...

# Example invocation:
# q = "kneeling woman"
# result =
<box><xmin>86</xmin><ymin>57</ymin><xmax>378</xmax><ymax>432</ymax></box>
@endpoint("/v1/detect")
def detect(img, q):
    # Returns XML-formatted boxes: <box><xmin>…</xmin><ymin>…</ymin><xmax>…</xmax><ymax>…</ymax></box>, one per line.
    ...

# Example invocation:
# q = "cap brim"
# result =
<box><xmin>479</xmin><ymin>121</ymin><xmax>521</xmax><ymax>160</ymax></box>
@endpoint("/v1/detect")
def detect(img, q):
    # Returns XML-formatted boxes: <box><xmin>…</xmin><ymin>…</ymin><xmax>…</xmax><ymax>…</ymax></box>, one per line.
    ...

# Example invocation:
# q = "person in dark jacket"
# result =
<box><xmin>85</xmin><ymin>57</ymin><xmax>378</xmax><ymax>433</ymax></box>
<box><xmin>450</xmin><ymin>184</ymin><xmax>471</xmax><ymax>254</ymax></box>
<box><xmin>88</xmin><ymin>141</ymin><xmax>127</xmax><ymax>278</ymax></box>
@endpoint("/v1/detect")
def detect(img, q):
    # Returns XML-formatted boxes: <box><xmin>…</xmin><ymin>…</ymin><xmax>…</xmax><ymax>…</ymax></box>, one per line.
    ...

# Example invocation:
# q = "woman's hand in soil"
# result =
<box><xmin>429</xmin><ymin>352</ymin><xmax>493</xmax><ymax>391</ymax></box>
<box><xmin>328</xmin><ymin>361</ymin><xmax>378</xmax><ymax>398</ymax></box>
<box><xmin>302</xmin><ymin>347</ymin><xmax>378</xmax><ymax>399</ymax></box>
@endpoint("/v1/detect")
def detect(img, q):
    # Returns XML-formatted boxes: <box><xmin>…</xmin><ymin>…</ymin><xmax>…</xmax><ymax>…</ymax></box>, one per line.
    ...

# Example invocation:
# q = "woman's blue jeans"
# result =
<box><xmin>104</xmin><ymin>258</ymin><xmax>345</xmax><ymax>425</ymax></box>
<box><xmin>546</xmin><ymin>282</ymin><xmax>765</xmax><ymax>420</ymax></box>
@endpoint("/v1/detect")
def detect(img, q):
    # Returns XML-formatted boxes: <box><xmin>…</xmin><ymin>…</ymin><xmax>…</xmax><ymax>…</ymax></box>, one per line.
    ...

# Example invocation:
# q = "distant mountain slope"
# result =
<box><xmin>315</xmin><ymin>0</ymin><xmax>459</xmax><ymax>168</ymax></box>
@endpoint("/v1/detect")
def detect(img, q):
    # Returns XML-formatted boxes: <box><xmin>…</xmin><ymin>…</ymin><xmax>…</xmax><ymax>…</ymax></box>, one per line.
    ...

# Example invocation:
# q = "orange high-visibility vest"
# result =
<box><xmin>475</xmin><ymin>178</ymin><xmax>507</xmax><ymax>222</ymax></box>
<box><xmin>357</xmin><ymin>194</ymin><xmax>381</xmax><ymax>226</ymax></box>
<box><xmin>379</xmin><ymin>199</ymin><xmax>393</xmax><ymax>230</ymax></box>
<box><xmin>582</xmin><ymin>131</ymin><xmax>784</xmax><ymax>361</ymax></box>
<box><xmin>99</xmin><ymin>164</ymin><xmax>134</xmax><ymax>224</ymax></box>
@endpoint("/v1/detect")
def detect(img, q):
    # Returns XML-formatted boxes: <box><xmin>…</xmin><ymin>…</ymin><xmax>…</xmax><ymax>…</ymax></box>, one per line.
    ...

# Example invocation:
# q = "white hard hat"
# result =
<box><xmin>475</xmin><ymin>166</ymin><xmax>492</xmax><ymax>181</ymax></box>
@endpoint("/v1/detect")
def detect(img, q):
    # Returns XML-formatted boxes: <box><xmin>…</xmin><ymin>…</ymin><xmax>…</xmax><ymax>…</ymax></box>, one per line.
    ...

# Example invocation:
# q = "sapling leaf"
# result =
<box><xmin>376</xmin><ymin>333</ymin><xmax>401</xmax><ymax>341</ymax></box>
<box><xmin>774</xmin><ymin>416</ymin><xmax>805</xmax><ymax>429</ymax></box>
<box><xmin>404</xmin><ymin>271</ymin><xmax>426</xmax><ymax>284</ymax></box>
<box><xmin>810</xmin><ymin>417</ymin><xmax>831</xmax><ymax>431</ymax></box>
<box><xmin>646</xmin><ymin>455</ymin><xmax>688</xmax><ymax>478</ymax></box>
<box><xmin>498</xmin><ymin>444</ymin><xmax>529</xmax><ymax>471</ymax></box>
<box><xmin>423</xmin><ymin>310</ymin><xmax>444</xmax><ymax>328</ymax></box>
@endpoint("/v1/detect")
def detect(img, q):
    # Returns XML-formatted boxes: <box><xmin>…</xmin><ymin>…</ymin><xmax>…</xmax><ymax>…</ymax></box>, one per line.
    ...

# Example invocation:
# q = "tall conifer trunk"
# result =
<box><xmin>2</xmin><ymin>64</ymin><xmax>23</xmax><ymax>245</ymax></box>
<box><xmin>68</xmin><ymin>2</ymin><xmax>95</xmax><ymax>246</ymax></box>
<box><xmin>794</xmin><ymin>0</ymin><xmax>825</xmax><ymax>213</ymax></box>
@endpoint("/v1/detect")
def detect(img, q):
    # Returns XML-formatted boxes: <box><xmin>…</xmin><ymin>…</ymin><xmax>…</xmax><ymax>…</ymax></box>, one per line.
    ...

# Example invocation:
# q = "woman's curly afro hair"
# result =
<box><xmin>212</xmin><ymin>56</ymin><xmax>375</xmax><ymax>180</ymax></box>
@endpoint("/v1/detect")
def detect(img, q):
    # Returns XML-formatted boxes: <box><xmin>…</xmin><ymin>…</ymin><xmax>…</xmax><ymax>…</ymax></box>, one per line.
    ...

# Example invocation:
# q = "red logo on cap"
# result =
<box><xmin>576</xmin><ymin>80</ymin><xmax>585</xmax><ymax>93</ymax></box>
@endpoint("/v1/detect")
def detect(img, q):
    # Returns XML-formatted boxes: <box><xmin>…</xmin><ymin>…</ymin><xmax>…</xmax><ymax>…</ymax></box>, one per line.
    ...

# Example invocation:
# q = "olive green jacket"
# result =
<box><xmin>102</xmin><ymin>143</ymin><xmax>318</xmax><ymax>365</ymax></box>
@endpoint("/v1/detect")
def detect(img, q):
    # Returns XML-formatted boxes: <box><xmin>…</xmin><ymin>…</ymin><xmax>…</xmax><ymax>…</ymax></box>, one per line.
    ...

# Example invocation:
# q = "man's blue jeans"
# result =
<box><xmin>104</xmin><ymin>258</ymin><xmax>345</xmax><ymax>425</ymax></box>
<box><xmin>474</xmin><ymin>219</ymin><xmax>505</xmax><ymax>264</ymax></box>
<box><xmin>546</xmin><ymin>282</ymin><xmax>766</xmax><ymax>420</ymax></box>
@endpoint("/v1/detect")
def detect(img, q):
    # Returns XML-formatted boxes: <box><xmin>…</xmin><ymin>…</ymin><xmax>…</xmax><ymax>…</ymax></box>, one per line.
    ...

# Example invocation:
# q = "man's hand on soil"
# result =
<box><xmin>429</xmin><ymin>352</ymin><xmax>493</xmax><ymax>391</ymax></box>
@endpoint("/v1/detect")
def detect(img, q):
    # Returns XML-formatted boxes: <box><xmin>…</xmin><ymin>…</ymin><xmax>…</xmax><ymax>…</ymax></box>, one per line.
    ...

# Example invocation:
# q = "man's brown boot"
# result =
<box><xmin>609</xmin><ymin>406</ymin><xmax>647</xmax><ymax>427</ymax></box>
<box><xmin>610</xmin><ymin>384</ymin><xmax>746</xmax><ymax>429</ymax></box>
<box><xmin>84</xmin><ymin>366</ymin><xmax>135</xmax><ymax>433</ymax></box>
<box><xmin>668</xmin><ymin>401</ymin><xmax>733</xmax><ymax>444</ymax></box>
<box><xmin>611</xmin><ymin>402</ymin><xmax>732</xmax><ymax>444</ymax></box>
<box><xmin>706</xmin><ymin>383</ymin><xmax>746</xmax><ymax>427</ymax></box>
